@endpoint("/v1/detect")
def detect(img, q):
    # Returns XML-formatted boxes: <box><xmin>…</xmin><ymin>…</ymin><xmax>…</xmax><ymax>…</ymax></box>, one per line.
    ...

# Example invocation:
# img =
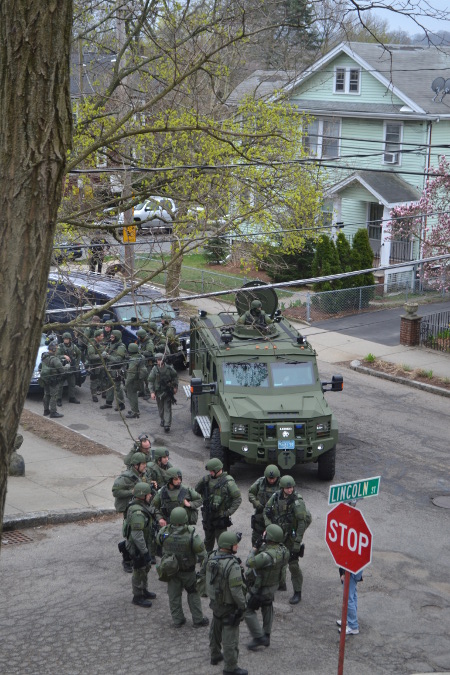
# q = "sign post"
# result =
<box><xmin>325</xmin><ymin>503</ymin><xmax>373</xmax><ymax>675</ymax></box>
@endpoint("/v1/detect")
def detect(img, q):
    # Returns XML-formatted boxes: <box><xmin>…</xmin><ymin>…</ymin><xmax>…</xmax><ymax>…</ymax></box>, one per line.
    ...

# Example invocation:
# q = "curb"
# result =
<box><xmin>3</xmin><ymin>507</ymin><xmax>118</xmax><ymax>532</ymax></box>
<box><xmin>350</xmin><ymin>360</ymin><xmax>450</xmax><ymax>397</ymax></box>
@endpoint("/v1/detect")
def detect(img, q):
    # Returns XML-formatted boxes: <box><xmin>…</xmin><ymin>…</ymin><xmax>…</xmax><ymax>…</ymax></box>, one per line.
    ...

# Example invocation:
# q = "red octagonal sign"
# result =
<box><xmin>325</xmin><ymin>503</ymin><xmax>373</xmax><ymax>574</ymax></box>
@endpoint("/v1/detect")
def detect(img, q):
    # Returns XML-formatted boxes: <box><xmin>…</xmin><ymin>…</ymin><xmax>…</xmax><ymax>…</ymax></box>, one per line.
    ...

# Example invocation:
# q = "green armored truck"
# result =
<box><xmin>189</xmin><ymin>282</ymin><xmax>343</xmax><ymax>480</ymax></box>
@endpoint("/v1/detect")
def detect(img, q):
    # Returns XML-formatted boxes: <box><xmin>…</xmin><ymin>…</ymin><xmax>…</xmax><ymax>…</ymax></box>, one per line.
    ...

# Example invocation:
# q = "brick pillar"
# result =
<box><xmin>400</xmin><ymin>315</ymin><xmax>421</xmax><ymax>346</ymax></box>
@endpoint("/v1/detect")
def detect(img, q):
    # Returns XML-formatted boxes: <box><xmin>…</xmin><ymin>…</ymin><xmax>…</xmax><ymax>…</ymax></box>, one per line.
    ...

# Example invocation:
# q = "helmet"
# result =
<box><xmin>48</xmin><ymin>341</ymin><xmax>58</xmax><ymax>352</ymax></box>
<box><xmin>104</xmin><ymin>320</ymin><xmax>114</xmax><ymax>328</ymax></box>
<box><xmin>62</xmin><ymin>332</ymin><xmax>72</xmax><ymax>340</ymax></box>
<box><xmin>170</xmin><ymin>507</ymin><xmax>188</xmax><ymax>525</ymax></box>
<box><xmin>111</xmin><ymin>330</ymin><xmax>122</xmax><ymax>341</ymax></box>
<box><xmin>167</xmin><ymin>467</ymin><xmax>182</xmax><ymax>481</ymax></box>
<box><xmin>251</xmin><ymin>300</ymin><xmax>262</xmax><ymax>310</ymax></box>
<box><xmin>279</xmin><ymin>475</ymin><xmax>295</xmax><ymax>489</ymax></box>
<box><xmin>91</xmin><ymin>315</ymin><xmax>101</xmax><ymax>323</ymax></box>
<box><xmin>265</xmin><ymin>524</ymin><xmax>284</xmax><ymax>543</ymax></box>
<box><xmin>264</xmin><ymin>464</ymin><xmax>280</xmax><ymax>479</ymax></box>
<box><xmin>130</xmin><ymin>452</ymin><xmax>147</xmax><ymax>465</ymax></box>
<box><xmin>134</xmin><ymin>482</ymin><xmax>153</xmax><ymax>498</ymax></box>
<box><xmin>154</xmin><ymin>447</ymin><xmax>169</xmax><ymax>460</ymax></box>
<box><xmin>94</xmin><ymin>329</ymin><xmax>103</xmax><ymax>338</ymax></box>
<box><xmin>128</xmin><ymin>343</ymin><xmax>139</xmax><ymax>353</ymax></box>
<box><xmin>148</xmin><ymin>322</ymin><xmax>158</xmax><ymax>332</ymax></box>
<box><xmin>155</xmin><ymin>352</ymin><xmax>164</xmax><ymax>361</ymax></box>
<box><xmin>161</xmin><ymin>314</ymin><xmax>171</xmax><ymax>322</ymax></box>
<box><xmin>205</xmin><ymin>458</ymin><xmax>223</xmax><ymax>472</ymax></box>
<box><xmin>218</xmin><ymin>531</ymin><xmax>239</xmax><ymax>550</ymax></box>
<box><xmin>136</xmin><ymin>329</ymin><xmax>147</xmax><ymax>338</ymax></box>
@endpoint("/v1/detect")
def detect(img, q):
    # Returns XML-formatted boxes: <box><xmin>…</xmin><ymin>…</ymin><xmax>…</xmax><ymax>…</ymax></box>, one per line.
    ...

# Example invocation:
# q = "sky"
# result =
<box><xmin>368</xmin><ymin>0</ymin><xmax>450</xmax><ymax>36</ymax></box>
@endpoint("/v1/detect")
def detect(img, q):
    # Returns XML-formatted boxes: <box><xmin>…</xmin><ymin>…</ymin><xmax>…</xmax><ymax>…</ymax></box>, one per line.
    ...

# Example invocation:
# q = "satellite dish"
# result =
<box><xmin>440</xmin><ymin>78</ymin><xmax>450</xmax><ymax>102</ymax></box>
<box><xmin>431</xmin><ymin>76</ymin><xmax>445</xmax><ymax>101</ymax></box>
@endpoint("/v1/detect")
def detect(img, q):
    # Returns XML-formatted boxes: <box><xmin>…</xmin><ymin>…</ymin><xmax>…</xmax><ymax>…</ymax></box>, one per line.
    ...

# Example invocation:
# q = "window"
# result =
<box><xmin>223</xmin><ymin>362</ymin><xmax>269</xmax><ymax>388</ymax></box>
<box><xmin>383</xmin><ymin>123</ymin><xmax>402</xmax><ymax>164</ymax></box>
<box><xmin>334</xmin><ymin>67</ymin><xmax>360</xmax><ymax>94</ymax></box>
<box><xmin>271</xmin><ymin>362</ymin><xmax>315</xmax><ymax>387</ymax></box>
<box><xmin>304</xmin><ymin>118</ymin><xmax>340</xmax><ymax>159</ymax></box>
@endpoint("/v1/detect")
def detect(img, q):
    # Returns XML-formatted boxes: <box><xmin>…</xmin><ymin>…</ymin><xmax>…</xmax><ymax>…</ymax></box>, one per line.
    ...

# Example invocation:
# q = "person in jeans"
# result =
<box><xmin>337</xmin><ymin>568</ymin><xmax>363</xmax><ymax>635</ymax></box>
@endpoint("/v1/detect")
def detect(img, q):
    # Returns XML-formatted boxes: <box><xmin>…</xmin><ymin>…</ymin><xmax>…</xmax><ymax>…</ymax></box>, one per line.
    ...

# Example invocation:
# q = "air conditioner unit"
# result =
<box><xmin>384</xmin><ymin>152</ymin><xmax>399</xmax><ymax>164</ymax></box>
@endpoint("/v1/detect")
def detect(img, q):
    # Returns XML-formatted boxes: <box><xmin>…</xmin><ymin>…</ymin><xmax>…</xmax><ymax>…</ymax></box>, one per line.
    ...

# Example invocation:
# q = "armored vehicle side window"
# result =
<box><xmin>223</xmin><ymin>362</ymin><xmax>269</xmax><ymax>388</ymax></box>
<box><xmin>271</xmin><ymin>362</ymin><xmax>315</xmax><ymax>387</ymax></box>
<box><xmin>115</xmin><ymin>302</ymin><xmax>175</xmax><ymax>322</ymax></box>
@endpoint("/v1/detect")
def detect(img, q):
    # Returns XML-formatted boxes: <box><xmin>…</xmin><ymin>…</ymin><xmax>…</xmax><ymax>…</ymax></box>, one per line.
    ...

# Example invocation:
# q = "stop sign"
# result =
<box><xmin>325</xmin><ymin>503</ymin><xmax>372</xmax><ymax>574</ymax></box>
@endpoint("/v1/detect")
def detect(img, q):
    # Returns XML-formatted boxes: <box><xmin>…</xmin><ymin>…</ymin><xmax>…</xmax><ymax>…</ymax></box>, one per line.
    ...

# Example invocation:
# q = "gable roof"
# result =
<box><xmin>226</xmin><ymin>69</ymin><xmax>296</xmax><ymax>107</ymax></box>
<box><xmin>326</xmin><ymin>170</ymin><xmax>420</xmax><ymax>207</ymax></box>
<box><xmin>278</xmin><ymin>42</ymin><xmax>450</xmax><ymax>118</ymax></box>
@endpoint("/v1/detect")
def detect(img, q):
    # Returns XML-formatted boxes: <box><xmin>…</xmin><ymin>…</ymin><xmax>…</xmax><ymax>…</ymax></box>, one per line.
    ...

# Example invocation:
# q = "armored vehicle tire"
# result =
<box><xmin>317</xmin><ymin>445</ymin><xmax>336</xmax><ymax>481</ymax></box>
<box><xmin>191</xmin><ymin>397</ymin><xmax>202</xmax><ymax>437</ymax></box>
<box><xmin>210</xmin><ymin>428</ymin><xmax>230</xmax><ymax>472</ymax></box>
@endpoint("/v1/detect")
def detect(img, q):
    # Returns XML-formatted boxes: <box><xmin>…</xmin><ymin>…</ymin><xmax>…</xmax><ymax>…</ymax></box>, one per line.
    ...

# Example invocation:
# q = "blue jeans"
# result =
<box><xmin>347</xmin><ymin>571</ymin><xmax>362</xmax><ymax>629</ymax></box>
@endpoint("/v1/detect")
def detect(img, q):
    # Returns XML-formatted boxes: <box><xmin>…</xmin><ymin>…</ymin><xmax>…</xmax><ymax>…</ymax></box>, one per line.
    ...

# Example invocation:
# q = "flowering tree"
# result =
<box><xmin>387</xmin><ymin>156</ymin><xmax>450</xmax><ymax>292</ymax></box>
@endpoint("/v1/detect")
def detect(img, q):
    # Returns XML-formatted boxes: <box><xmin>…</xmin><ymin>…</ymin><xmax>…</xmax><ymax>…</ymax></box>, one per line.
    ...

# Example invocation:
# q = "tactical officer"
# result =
<box><xmin>147</xmin><ymin>447</ymin><xmax>172</xmax><ymax>489</ymax></box>
<box><xmin>136</xmin><ymin>328</ymin><xmax>154</xmax><ymax>400</ymax></box>
<box><xmin>148</xmin><ymin>352</ymin><xmax>178</xmax><ymax>432</ymax></box>
<box><xmin>244</xmin><ymin>524</ymin><xmax>289</xmax><ymax>650</ymax></box>
<box><xmin>39</xmin><ymin>341</ymin><xmax>70</xmax><ymax>418</ymax></box>
<box><xmin>100</xmin><ymin>330</ymin><xmax>126</xmax><ymax>411</ymax></box>
<box><xmin>123</xmin><ymin>433</ymin><xmax>152</xmax><ymax>468</ymax></box>
<box><xmin>264</xmin><ymin>475</ymin><xmax>312</xmax><ymax>605</ymax></box>
<box><xmin>153</xmin><ymin>467</ymin><xmax>203</xmax><ymax>527</ymax></box>
<box><xmin>236</xmin><ymin>300</ymin><xmax>272</xmax><ymax>328</ymax></box>
<box><xmin>125</xmin><ymin>343</ymin><xmax>147</xmax><ymax>419</ymax></box>
<box><xmin>195</xmin><ymin>458</ymin><xmax>242</xmax><ymax>553</ymax></box>
<box><xmin>112</xmin><ymin>452</ymin><xmax>149</xmax><ymax>572</ymax></box>
<box><xmin>248</xmin><ymin>464</ymin><xmax>281</xmax><ymax>548</ymax></box>
<box><xmin>102</xmin><ymin>319</ymin><xmax>114</xmax><ymax>345</ymax></box>
<box><xmin>204</xmin><ymin>531</ymin><xmax>247</xmax><ymax>675</ymax></box>
<box><xmin>86</xmin><ymin>329</ymin><xmax>105</xmax><ymax>402</ymax></box>
<box><xmin>160</xmin><ymin>313</ymin><xmax>177</xmax><ymax>342</ymax></box>
<box><xmin>77</xmin><ymin>314</ymin><xmax>101</xmax><ymax>363</ymax></box>
<box><xmin>125</xmin><ymin>481</ymin><xmax>157</xmax><ymax>607</ymax></box>
<box><xmin>56</xmin><ymin>332</ymin><xmax>81</xmax><ymax>405</ymax></box>
<box><xmin>147</xmin><ymin>321</ymin><xmax>163</xmax><ymax>351</ymax></box>
<box><xmin>156</xmin><ymin>507</ymin><xmax>209</xmax><ymax>628</ymax></box>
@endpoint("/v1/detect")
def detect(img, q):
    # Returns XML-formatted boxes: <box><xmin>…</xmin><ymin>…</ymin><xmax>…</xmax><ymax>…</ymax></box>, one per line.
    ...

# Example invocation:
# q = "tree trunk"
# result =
<box><xmin>165</xmin><ymin>240</ymin><xmax>184</xmax><ymax>298</ymax></box>
<box><xmin>0</xmin><ymin>0</ymin><xmax>73</xmax><ymax>540</ymax></box>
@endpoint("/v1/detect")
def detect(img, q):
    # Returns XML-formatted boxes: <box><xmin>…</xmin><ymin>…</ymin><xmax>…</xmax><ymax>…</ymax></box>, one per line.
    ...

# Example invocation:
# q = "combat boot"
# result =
<box><xmin>247</xmin><ymin>635</ymin><xmax>269</xmax><ymax>650</ymax></box>
<box><xmin>223</xmin><ymin>668</ymin><xmax>248</xmax><ymax>675</ymax></box>
<box><xmin>278</xmin><ymin>582</ymin><xmax>287</xmax><ymax>591</ymax></box>
<box><xmin>50</xmin><ymin>412</ymin><xmax>64</xmax><ymax>418</ymax></box>
<box><xmin>92</xmin><ymin>395</ymin><xmax>99</xmax><ymax>402</ymax></box>
<box><xmin>132</xmin><ymin>596</ymin><xmax>152</xmax><ymax>608</ymax></box>
<box><xmin>126</xmin><ymin>412</ymin><xmax>140</xmax><ymax>419</ymax></box>
<box><xmin>100</xmin><ymin>403</ymin><xmax>112</xmax><ymax>409</ymax></box>
<box><xmin>193</xmin><ymin>617</ymin><xmax>209</xmax><ymax>628</ymax></box>
<box><xmin>69</xmin><ymin>397</ymin><xmax>80</xmax><ymax>404</ymax></box>
<box><xmin>56</xmin><ymin>398</ymin><xmax>62</xmax><ymax>407</ymax></box>
<box><xmin>289</xmin><ymin>591</ymin><xmax>301</xmax><ymax>604</ymax></box>
<box><xmin>143</xmin><ymin>589</ymin><xmax>157</xmax><ymax>599</ymax></box>
<box><xmin>43</xmin><ymin>409</ymin><xmax>50</xmax><ymax>416</ymax></box>
<box><xmin>211</xmin><ymin>653</ymin><xmax>224</xmax><ymax>665</ymax></box>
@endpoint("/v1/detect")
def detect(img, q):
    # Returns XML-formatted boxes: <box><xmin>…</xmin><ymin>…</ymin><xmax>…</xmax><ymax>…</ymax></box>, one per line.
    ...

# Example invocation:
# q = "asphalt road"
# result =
<box><xmin>7</xmin><ymin>366</ymin><xmax>450</xmax><ymax>674</ymax></box>
<box><xmin>313</xmin><ymin>300</ymin><xmax>450</xmax><ymax>346</ymax></box>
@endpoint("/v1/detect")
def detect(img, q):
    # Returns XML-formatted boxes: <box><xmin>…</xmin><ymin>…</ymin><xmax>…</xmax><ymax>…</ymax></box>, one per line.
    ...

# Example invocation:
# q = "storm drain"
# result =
<box><xmin>1</xmin><ymin>530</ymin><xmax>33</xmax><ymax>546</ymax></box>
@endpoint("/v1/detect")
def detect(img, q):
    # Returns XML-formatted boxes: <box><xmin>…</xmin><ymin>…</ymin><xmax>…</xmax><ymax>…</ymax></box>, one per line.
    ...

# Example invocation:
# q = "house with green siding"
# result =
<box><xmin>269</xmin><ymin>42</ymin><xmax>450</xmax><ymax>287</ymax></box>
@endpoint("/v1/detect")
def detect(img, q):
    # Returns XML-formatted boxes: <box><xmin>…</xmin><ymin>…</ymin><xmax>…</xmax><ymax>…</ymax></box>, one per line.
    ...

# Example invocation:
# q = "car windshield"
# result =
<box><xmin>271</xmin><ymin>361</ymin><xmax>315</xmax><ymax>387</ymax></box>
<box><xmin>223</xmin><ymin>362</ymin><xmax>269</xmax><ymax>388</ymax></box>
<box><xmin>114</xmin><ymin>302</ymin><xmax>176</xmax><ymax>323</ymax></box>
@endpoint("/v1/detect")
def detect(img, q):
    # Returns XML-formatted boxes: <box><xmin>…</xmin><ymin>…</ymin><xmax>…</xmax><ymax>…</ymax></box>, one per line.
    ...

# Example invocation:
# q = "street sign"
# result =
<box><xmin>325</xmin><ymin>503</ymin><xmax>372</xmax><ymax>574</ymax></box>
<box><xmin>328</xmin><ymin>476</ymin><xmax>380</xmax><ymax>505</ymax></box>
<box><xmin>123</xmin><ymin>225</ymin><xmax>136</xmax><ymax>243</ymax></box>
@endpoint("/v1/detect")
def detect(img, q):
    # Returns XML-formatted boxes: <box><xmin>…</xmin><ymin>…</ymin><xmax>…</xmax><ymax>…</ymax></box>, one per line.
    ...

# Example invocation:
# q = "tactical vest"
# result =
<box><xmin>125</xmin><ymin>501</ymin><xmax>153</xmax><ymax>541</ymax></box>
<box><xmin>39</xmin><ymin>353</ymin><xmax>62</xmax><ymax>383</ymax></box>
<box><xmin>253</xmin><ymin>544</ymin><xmax>290</xmax><ymax>588</ymax></box>
<box><xmin>205</xmin><ymin>474</ymin><xmax>233</xmax><ymax>513</ymax></box>
<box><xmin>159</xmin><ymin>526</ymin><xmax>196</xmax><ymax>571</ymax></box>
<box><xmin>147</xmin><ymin>461</ymin><xmax>173</xmax><ymax>488</ymax></box>
<box><xmin>206</xmin><ymin>553</ymin><xmax>237</xmax><ymax>606</ymax></box>
<box><xmin>159</xmin><ymin>485</ymin><xmax>197</xmax><ymax>523</ymax></box>
<box><xmin>269</xmin><ymin>492</ymin><xmax>297</xmax><ymax>535</ymax></box>
<box><xmin>254</xmin><ymin>477</ymin><xmax>279</xmax><ymax>507</ymax></box>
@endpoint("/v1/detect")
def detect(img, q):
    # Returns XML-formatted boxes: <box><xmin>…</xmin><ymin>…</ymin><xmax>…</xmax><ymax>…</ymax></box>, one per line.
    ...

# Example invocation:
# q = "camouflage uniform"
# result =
<box><xmin>125</xmin><ymin>344</ymin><xmax>147</xmax><ymax>418</ymax></box>
<box><xmin>125</xmin><ymin>482</ymin><xmax>157</xmax><ymax>606</ymax></box>
<box><xmin>101</xmin><ymin>330</ymin><xmax>126</xmax><ymax>409</ymax></box>
<box><xmin>148</xmin><ymin>356</ymin><xmax>178</xmax><ymax>431</ymax></box>
<box><xmin>153</xmin><ymin>474</ymin><xmax>203</xmax><ymax>526</ymax></box>
<box><xmin>195</xmin><ymin>461</ymin><xmax>242</xmax><ymax>553</ymax></box>
<box><xmin>136</xmin><ymin>328</ymin><xmax>154</xmax><ymax>399</ymax></box>
<box><xmin>147</xmin><ymin>449</ymin><xmax>172</xmax><ymax>489</ymax></box>
<box><xmin>86</xmin><ymin>330</ymin><xmax>105</xmax><ymax>401</ymax></box>
<box><xmin>157</xmin><ymin>509</ymin><xmax>208</xmax><ymax>627</ymax></box>
<box><xmin>56</xmin><ymin>333</ymin><xmax>81</xmax><ymax>403</ymax></box>
<box><xmin>264</xmin><ymin>479</ymin><xmax>312</xmax><ymax>603</ymax></box>
<box><xmin>40</xmin><ymin>345</ymin><xmax>69</xmax><ymax>417</ymax></box>
<box><xmin>248</xmin><ymin>469</ymin><xmax>280</xmax><ymax>547</ymax></box>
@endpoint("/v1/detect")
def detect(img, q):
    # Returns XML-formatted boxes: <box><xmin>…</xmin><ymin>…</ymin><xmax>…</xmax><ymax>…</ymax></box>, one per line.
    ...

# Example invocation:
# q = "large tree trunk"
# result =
<box><xmin>0</xmin><ymin>1</ymin><xmax>73</xmax><ymax>540</ymax></box>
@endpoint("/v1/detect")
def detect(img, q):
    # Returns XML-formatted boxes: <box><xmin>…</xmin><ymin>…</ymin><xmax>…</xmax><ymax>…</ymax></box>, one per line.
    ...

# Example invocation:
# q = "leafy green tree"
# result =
<box><xmin>351</xmin><ymin>229</ymin><xmax>375</xmax><ymax>287</ymax></box>
<box><xmin>312</xmin><ymin>235</ymin><xmax>342</xmax><ymax>291</ymax></box>
<box><xmin>263</xmin><ymin>238</ymin><xmax>316</xmax><ymax>282</ymax></box>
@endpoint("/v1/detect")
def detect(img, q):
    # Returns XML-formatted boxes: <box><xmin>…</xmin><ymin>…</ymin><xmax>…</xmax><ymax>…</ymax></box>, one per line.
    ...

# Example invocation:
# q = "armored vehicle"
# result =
<box><xmin>189</xmin><ymin>282</ymin><xmax>343</xmax><ymax>480</ymax></box>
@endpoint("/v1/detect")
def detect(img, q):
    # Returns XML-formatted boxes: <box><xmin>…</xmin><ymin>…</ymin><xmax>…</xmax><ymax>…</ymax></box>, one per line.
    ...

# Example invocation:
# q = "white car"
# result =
<box><xmin>119</xmin><ymin>196</ymin><xmax>176</xmax><ymax>233</ymax></box>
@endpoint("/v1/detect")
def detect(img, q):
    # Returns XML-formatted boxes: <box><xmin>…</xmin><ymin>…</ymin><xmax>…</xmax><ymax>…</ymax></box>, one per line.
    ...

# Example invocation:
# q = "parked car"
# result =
<box><xmin>119</xmin><ymin>196</ymin><xmax>176</xmax><ymax>233</ymax></box>
<box><xmin>45</xmin><ymin>271</ymin><xmax>190</xmax><ymax>369</ymax></box>
<box><xmin>29</xmin><ymin>333</ymin><xmax>87</xmax><ymax>394</ymax></box>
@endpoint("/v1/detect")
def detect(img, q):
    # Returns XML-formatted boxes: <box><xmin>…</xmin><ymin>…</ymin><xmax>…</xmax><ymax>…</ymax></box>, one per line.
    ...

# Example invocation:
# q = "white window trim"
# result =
<box><xmin>382</xmin><ymin>121</ymin><xmax>403</xmax><ymax>166</ymax></box>
<box><xmin>333</xmin><ymin>67</ymin><xmax>361</xmax><ymax>95</ymax></box>
<box><xmin>305</xmin><ymin>117</ymin><xmax>341</xmax><ymax>159</ymax></box>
